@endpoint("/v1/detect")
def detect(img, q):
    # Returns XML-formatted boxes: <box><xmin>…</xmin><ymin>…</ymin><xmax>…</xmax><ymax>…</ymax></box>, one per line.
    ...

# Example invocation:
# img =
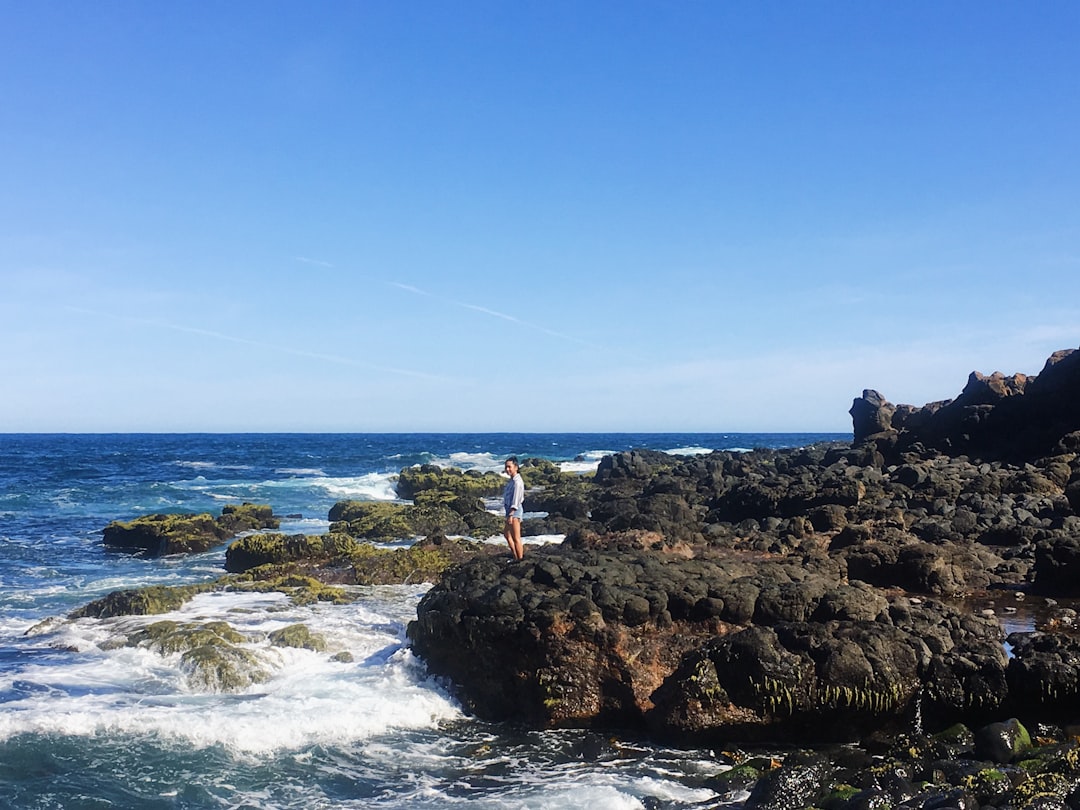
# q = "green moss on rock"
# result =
<box><xmin>127</xmin><ymin>620</ymin><xmax>249</xmax><ymax>654</ymax></box>
<box><xmin>328</xmin><ymin>500</ymin><xmax>471</xmax><ymax>542</ymax></box>
<box><xmin>268</xmin><ymin>623</ymin><xmax>328</xmax><ymax>652</ymax></box>
<box><xmin>225</xmin><ymin>532</ymin><xmax>359</xmax><ymax>573</ymax></box>
<box><xmin>395</xmin><ymin>464</ymin><xmax>506</xmax><ymax>500</ymax></box>
<box><xmin>180</xmin><ymin>644</ymin><xmax>268</xmax><ymax>692</ymax></box>
<box><xmin>228</xmin><ymin>572</ymin><xmax>355</xmax><ymax>605</ymax></box>
<box><xmin>102</xmin><ymin>503</ymin><xmax>278</xmax><ymax>557</ymax></box>
<box><xmin>349</xmin><ymin>542</ymin><xmax>456</xmax><ymax>585</ymax></box>
<box><xmin>102</xmin><ymin>512</ymin><xmax>226</xmax><ymax>555</ymax></box>
<box><xmin>120</xmin><ymin>617</ymin><xmax>266</xmax><ymax>693</ymax></box>
<box><xmin>218</xmin><ymin>502</ymin><xmax>280</xmax><ymax>534</ymax></box>
<box><xmin>69</xmin><ymin>582</ymin><xmax>219</xmax><ymax>619</ymax></box>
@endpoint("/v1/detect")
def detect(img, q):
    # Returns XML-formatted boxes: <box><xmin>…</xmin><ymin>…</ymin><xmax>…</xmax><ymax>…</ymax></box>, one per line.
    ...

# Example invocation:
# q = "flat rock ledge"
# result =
<box><xmin>408</xmin><ymin>541</ymin><xmax>1028</xmax><ymax>744</ymax></box>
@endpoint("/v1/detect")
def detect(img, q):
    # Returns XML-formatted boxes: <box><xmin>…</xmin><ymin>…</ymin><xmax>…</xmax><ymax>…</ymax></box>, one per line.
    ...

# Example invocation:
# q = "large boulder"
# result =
<box><xmin>407</xmin><ymin>545</ymin><xmax>1008</xmax><ymax>743</ymax></box>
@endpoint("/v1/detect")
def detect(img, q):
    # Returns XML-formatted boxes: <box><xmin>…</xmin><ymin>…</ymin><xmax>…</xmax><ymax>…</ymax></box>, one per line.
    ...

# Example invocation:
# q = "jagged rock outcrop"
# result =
<box><xmin>854</xmin><ymin>346</ymin><xmax>1080</xmax><ymax>462</ymax></box>
<box><xmin>850</xmin><ymin>389</ymin><xmax>896</xmax><ymax>443</ymax></box>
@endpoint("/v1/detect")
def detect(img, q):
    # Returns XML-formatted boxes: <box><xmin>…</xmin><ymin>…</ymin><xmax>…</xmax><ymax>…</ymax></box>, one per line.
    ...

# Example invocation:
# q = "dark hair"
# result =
<box><xmin>505</xmin><ymin>456</ymin><xmax>519</xmax><ymax>466</ymax></box>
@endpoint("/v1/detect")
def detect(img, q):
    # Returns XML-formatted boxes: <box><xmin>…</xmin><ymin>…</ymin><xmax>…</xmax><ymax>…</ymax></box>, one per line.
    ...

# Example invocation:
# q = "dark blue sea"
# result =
<box><xmin>0</xmin><ymin>433</ymin><xmax>847</xmax><ymax>809</ymax></box>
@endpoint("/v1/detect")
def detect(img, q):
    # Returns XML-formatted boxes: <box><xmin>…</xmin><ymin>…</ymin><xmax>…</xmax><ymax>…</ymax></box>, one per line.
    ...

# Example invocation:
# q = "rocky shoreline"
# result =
<box><xmin>64</xmin><ymin>346</ymin><xmax>1080</xmax><ymax>809</ymax></box>
<box><xmin>405</xmin><ymin>346</ymin><xmax>1080</xmax><ymax>808</ymax></box>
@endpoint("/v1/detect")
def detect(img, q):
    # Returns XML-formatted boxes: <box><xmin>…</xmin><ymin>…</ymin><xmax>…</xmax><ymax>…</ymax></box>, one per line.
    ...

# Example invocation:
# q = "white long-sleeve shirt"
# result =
<box><xmin>503</xmin><ymin>473</ymin><xmax>524</xmax><ymax>517</ymax></box>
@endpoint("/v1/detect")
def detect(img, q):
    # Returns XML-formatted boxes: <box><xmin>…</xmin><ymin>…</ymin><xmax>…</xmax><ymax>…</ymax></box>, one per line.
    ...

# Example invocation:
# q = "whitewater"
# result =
<box><xmin>0</xmin><ymin>432</ymin><xmax>844</xmax><ymax>809</ymax></box>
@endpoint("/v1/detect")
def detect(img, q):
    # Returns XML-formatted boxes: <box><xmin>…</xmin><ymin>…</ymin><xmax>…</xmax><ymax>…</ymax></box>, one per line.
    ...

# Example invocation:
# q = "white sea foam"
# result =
<box><xmin>169</xmin><ymin>470</ymin><xmax>400</xmax><ymax>507</ymax></box>
<box><xmin>664</xmin><ymin>446</ymin><xmax>714</xmax><ymax>456</ymax></box>
<box><xmin>173</xmin><ymin>461</ymin><xmax>254</xmax><ymax>471</ymax></box>
<box><xmin>558</xmin><ymin>449</ymin><xmax>614</xmax><ymax>475</ymax></box>
<box><xmin>301</xmin><ymin>473</ymin><xmax>399</xmax><ymax>501</ymax></box>
<box><xmin>478</xmin><ymin>533</ymin><xmax>565</xmax><ymax>548</ymax></box>
<box><xmin>274</xmin><ymin>468</ymin><xmax>327</xmax><ymax>476</ymax></box>
<box><xmin>345</xmin><ymin>736</ymin><xmax>721</xmax><ymax>809</ymax></box>
<box><xmin>0</xmin><ymin>588</ymin><xmax>463</xmax><ymax>755</ymax></box>
<box><xmin>433</xmin><ymin>451</ymin><xmax>505</xmax><ymax>472</ymax></box>
<box><xmin>276</xmin><ymin>517</ymin><xmax>332</xmax><ymax>535</ymax></box>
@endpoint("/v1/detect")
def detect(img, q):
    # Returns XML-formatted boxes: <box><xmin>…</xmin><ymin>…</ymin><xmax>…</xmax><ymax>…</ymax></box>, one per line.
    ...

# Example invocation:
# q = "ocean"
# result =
<box><xmin>0</xmin><ymin>432</ymin><xmax>847</xmax><ymax>810</ymax></box>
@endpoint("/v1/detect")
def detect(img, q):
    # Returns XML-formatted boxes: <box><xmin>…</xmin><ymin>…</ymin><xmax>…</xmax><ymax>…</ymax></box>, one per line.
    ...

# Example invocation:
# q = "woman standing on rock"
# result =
<box><xmin>503</xmin><ymin>457</ymin><xmax>525</xmax><ymax>560</ymax></box>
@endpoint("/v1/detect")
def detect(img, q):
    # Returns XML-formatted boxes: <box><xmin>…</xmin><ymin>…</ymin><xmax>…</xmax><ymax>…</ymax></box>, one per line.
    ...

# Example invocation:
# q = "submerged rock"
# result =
<box><xmin>179</xmin><ymin>643</ymin><xmax>268</xmax><ymax>692</ymax></box>
<box><xmin>124</xmin><ymin>619</ymin><xmax>269</xmax><ymax>693</ymax></box>
<box><xmin>268</xmin><ymin>623</ymin><xmax>328</xmax><ymax>652</ymax></box>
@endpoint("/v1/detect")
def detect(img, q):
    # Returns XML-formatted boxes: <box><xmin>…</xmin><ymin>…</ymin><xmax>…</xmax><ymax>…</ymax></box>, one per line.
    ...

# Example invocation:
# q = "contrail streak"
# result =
<box><xmin>64</xmin><ymin>306</ymin><xmax>453</xmax><ymax>382</ymax></box>
<box><xmin>292</xmin><ymin>256</ymin><xmax>606</xmax><ymax>350</ymax></box>
<box><xmin>388</xmin><ymin>280</ymin><xmax>602</xmax><ymax>348</ymax></box>
<box><xmin>294</xmin><ymin>256</ymin><xmax>335</xmax><ymax>268</ymax></box>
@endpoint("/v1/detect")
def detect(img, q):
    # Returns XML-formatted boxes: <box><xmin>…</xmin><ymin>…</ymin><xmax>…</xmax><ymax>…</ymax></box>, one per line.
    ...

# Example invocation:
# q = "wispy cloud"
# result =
<box><xmin>295</xmin><ymin>256</ymin><xmax>335</xmax><ymax>268</ymax></box>
<box><xmin>63</xmin><ymin>306</ymin><xmax>453</xmax><ymax>382</ymax></box>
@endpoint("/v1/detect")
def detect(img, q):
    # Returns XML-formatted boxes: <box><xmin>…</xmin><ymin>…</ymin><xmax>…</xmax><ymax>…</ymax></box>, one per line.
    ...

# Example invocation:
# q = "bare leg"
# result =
<box><xmin>504</xmin><ymin>517</ymin><xmax>524</xmax><ymax>560</ymax></box>
<box><xmin>510</xmin><ymin>517</ymin><xmax>524</xmax><ymax>560</ymax></box>
<box><xmin>503</xmin><ymin>518</ymin><xmax>517</xmax><ymax>559</ymax></box>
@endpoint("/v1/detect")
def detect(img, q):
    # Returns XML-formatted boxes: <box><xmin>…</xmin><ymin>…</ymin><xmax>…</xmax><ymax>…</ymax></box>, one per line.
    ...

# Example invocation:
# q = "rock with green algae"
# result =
<box><xmin>227</xmin><ymin>527</ymin><xmax>496</xmax><ymax>586</ymax></box>
<box><xmin>180</xmin><ymin>644</ymin><xmax>269</xmax><ymax>692</ymax></box>
<box><xmin>123</xmin><ymin>618</ymin><xmax>268</xmax><ymax>692</ymax></box>
<box><xmin>961</xmin><ymin>767</ymin><xmax>1012</xmax><ymax>805</ymax></box>
<box><xmin>225</xmin><ymin>532</ymin><xmax>359</xmax><ymax>573</ymax></box>
<box><xmin>410</xmin><ymin>488</ymin><xmax>503</xmax><ymax>540</ymax></box>
<box><xmin>218</xmin><ymin>502</ymin><xmax>280</xmax><ymax>534</ymax></box>
<box><xmin>69</xmin><ymin>582</ymin><xmax>219</xmax><ymax>619</ymax></box>
<box><xmin>102</xmin><ymin>502</ymin><xmax>278</xmax><ymax>557</ymax></box>
<box><xmin>394</xmin><ymin>464</ymin><xmax>506</xmax><ymax>500</ymax></box>
<box><xmin>348</xmin><ymin>542</ymin><xmax>457</xmax><ymax>586</ymax></box>
<box><xmin>228</xmin><ymin>572</ymin><xmax>355</xmax><ymax>606</ymax></box>
<box><xmin>126</xmin><ymin>620</ymin><xmax>249</xmax><ymax>654</ymax></box>
<box><xmin>69</xmin><ymin>571</ymin><xmax>355</xmax><ymax>620</ymax></box>
<box><xmin>268</xmin><ymin>623</ymin><xmax>328</xmax><ymax>652</ymax></box>
<box><xmin>328</xmin><ymin>500</ymin><xmax>472</xmax><ymax>542</ymax></box>
<box><xmin>102</xmin><ymin>512</ymin><xmax>226</xmax><ymax>555</ymax></box>
<box><xmin>974</xmin><ymin>717</ymin><xmax>1034</xmax><ymax>763</ymax></box>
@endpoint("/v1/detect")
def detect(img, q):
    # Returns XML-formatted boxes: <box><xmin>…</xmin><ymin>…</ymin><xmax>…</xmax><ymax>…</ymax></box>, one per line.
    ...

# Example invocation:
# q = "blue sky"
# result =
<box><xmin>1</xmin><ymin>2</ymin><xmax>1077</xmax><ymax>432</ymax></box>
